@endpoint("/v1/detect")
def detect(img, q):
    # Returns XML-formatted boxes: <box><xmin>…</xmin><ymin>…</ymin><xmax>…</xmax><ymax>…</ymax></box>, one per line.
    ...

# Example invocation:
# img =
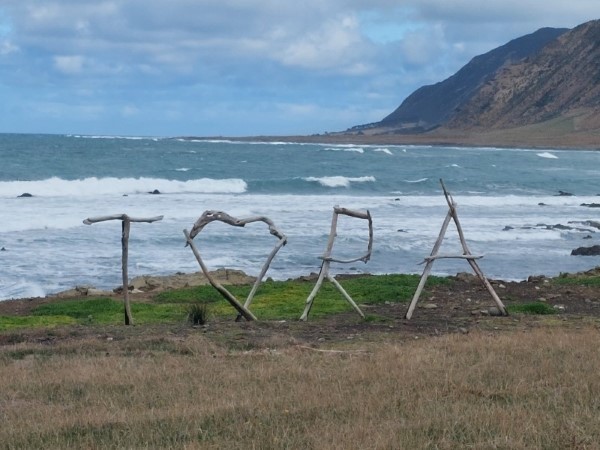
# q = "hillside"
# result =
<box><xmin>447</xmin><ymin>19</ymin><xmax>600</xmax><ymax>130</ymax></box>
<box><xmin>355</xmin><ymin>27</ymin><xmax>568</xmax><ymax>133</ymax></box>
<box><xmin>343</xmin><ymin>19</ymin><xmax>600</xmax><ymax>148</ymax></box>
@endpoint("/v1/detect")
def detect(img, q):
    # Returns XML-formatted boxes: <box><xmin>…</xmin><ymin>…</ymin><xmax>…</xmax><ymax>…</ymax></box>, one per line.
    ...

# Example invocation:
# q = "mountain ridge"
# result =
<box><xmin>345</xmin><ymin>19</ymin><xmax>600</xmax><ymax>148</ymax></box>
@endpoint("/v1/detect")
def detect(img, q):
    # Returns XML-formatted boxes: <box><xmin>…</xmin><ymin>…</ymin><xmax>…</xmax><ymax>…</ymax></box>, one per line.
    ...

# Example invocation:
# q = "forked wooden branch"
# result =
<box><xmin>184</xmin><ymin>210</ymin><xmax>287</xmax><ymax>321</ymax></box>
<box><xmin>405</xmin><ymin>180</ymin><xmax>507</xmax><ymax>319</ymax></box>
<box><xmin>83</xmin><ymin>213</ymin><xmax>164</xmax><ymax>325</ymax></box>
<box><xmin>300</xmin><ymin>206</ymin><xmax>372</xmax><ymax>321</ymax></box>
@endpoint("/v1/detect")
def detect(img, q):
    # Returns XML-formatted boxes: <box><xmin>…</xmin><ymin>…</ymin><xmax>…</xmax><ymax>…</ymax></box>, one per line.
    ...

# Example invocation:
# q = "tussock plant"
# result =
<box><xmin>186</xmin><ymin>303</ymin><xmax>208</xmax><ymax>325</ymax></box>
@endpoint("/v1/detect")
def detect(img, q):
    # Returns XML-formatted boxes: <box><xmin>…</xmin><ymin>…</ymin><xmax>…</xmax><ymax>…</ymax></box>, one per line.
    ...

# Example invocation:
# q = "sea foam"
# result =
<box><xmin>304</xmin><ymin>176</ymin><xmax>376</xmax><ymax>188</ymax></box>
<box><xmin>0</xmin><ymin>176</ymin><xmax>247</xmax><ymax>197</ymax></box>
<box><xmin>537</xmin><ymin>152</ymin><xmax>559</xmax><ymax>159</ymax></box>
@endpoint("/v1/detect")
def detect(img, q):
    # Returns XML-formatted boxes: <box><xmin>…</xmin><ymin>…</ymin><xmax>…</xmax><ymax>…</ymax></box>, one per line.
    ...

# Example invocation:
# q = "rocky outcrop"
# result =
<box><xmin>129</xmin><ymin>268</ymin><xmax>255</xmax><ymax>292</ymax></box>
<box><xmin>571</xmin><ymin>245</ymin><xmax>600</xmax><ymax>256</ymax></box>
<box><xmin>53</xmin><ymin>269</ymin><xmax>256</xmax><ymax>298</ymax></box>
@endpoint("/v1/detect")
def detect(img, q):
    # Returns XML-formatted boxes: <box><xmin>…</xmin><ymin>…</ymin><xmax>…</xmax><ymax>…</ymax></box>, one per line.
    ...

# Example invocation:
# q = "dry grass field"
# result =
<box><xmin>2</xmin><ymin>326</ymin><xmax>600</xmax><ymax>449</ymax></box>
<box><xmin>2</xmin><ymin>271</ymin><xmax>600</xmax><ymax>449</ymax></box>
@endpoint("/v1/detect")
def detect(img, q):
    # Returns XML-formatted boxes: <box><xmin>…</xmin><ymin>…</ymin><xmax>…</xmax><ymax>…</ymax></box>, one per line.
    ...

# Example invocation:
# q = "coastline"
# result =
<box><xmin>187</xmin><ymin>125</ymin><xmax>600</xmax><ymax>150</ymax></box>
<box><xmin>1</xmin><ymin>265</ymin><xmax>599</xmax><ymax>313</ymax></box>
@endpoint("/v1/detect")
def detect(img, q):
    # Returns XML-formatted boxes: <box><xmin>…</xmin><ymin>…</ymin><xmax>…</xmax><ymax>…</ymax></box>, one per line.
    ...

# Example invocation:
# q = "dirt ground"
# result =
<box><xmin>2</xmin><ymin>270</ymin><xmax>600</xmax><ymax>349</ymax></box>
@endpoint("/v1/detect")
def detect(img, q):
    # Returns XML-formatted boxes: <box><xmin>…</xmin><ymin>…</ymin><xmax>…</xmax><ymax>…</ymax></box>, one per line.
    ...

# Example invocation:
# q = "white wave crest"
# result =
<box><xmin>324</xmin><ymin>147</ymin><xmax>364</xmax><ymax>154</ymax></box>
<box><xmin>537</xmin><ymin>152</ymin><xmax>559</xmax><ymax>159</ymax></box>
<box><xmin>374</xmin><ymin>148</ymin><xmax>393</xmax><ymax>155</ymax></box>
<box><xmin>0</xmin><ymin>176</ymin><xmax>247</xmax><ymax>197</ymax></box>
<box><xmin>403</xmin><ymin>178</ymin><xmax>428</xmax><ymax>183</ymax></box>
<box><xmin>0</xmin><ymin>280</ymin><xmax>46</xmax><ymax>300</ymax></box>
<box><xmin>304</xmin><ymin>176</ymin><xmax>376</xmax><ymax>188</ymax></box>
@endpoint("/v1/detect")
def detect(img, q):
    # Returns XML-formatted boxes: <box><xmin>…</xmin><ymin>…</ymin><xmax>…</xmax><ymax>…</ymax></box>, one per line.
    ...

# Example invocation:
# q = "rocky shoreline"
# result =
<box><xmin>51</xmin><ymin>268</ymin><xmax>258</xmax><ymax>299</ymax></box>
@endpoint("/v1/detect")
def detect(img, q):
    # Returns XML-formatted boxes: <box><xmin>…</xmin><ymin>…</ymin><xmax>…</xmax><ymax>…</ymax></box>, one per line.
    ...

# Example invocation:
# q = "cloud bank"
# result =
<box><xmin>0</xmin><ymin>1</ymin><xmax>595</xmax><ymax>136</ymax></box>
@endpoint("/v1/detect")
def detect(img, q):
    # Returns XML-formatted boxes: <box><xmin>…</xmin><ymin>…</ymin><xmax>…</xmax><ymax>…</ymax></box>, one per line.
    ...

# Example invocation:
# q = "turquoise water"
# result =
<box><xmin>1</xmin><ymin>133</ymin><xmax>600</xmax><ymax>299</ymax></box>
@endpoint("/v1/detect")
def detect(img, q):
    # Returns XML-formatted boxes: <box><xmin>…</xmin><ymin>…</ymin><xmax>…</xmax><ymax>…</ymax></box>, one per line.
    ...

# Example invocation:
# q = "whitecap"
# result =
<box><xmin>373</xmin><ymin>148</ymin><xmax>393</xmax><ymax>155</ymax></box>
<box><xmin>0</xmin><ymin>280</ymin><xmax>46</xmax><ymax>300</ymax></box>
<box><xmin>324</xmin><ymin>147</ymin><xmax>364</xmax><ymax>154</ymax></box>
<box><xmin>537</xmin><ymin>152</ymin><xmax>559</xmax><ymax>159</ymax></box>
<box><xmin>403</xmin><ymin>178</ymin><xmax>428</xmax><ymax>183</ymax></box>
<box><xmin>0</xmin><ymin>176</ymin><xmax>247</xmax><ymax>197</ymax></box>
<box><xmin>304</xmin><ymin>176</ymin><xmax>375</xmax><ymax>188</ymax></box>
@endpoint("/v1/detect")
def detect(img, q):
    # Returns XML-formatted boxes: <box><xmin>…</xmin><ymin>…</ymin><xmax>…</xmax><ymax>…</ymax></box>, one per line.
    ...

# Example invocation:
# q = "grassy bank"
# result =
<box><xmin>0</xmin><ymin>274</ymin><xmax>449</xmax><ymax>331</ymax></box>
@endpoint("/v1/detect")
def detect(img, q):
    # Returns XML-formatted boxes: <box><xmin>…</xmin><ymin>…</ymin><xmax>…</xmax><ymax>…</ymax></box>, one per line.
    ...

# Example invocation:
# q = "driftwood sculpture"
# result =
<box><xmin>83</xmin><ymin>214</ymin><xmax>164</xmax><ymax>325</ymax></box>
<box><xmin>183</xmin><ymin>210</ymin><xmax>287</xmax><ymax>321</ymax></box>
<box><xmin>405</xmin><ymin>180</ymin><xmax>508</xmax><ymax>319</ymax></box>
<box><xmin>300</xmin><ymin>206</ymin><xmax>373</xmax><ymax>321</ymax></box>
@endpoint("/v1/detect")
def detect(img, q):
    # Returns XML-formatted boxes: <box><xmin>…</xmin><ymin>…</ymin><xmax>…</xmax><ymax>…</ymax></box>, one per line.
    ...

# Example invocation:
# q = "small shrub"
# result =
<box><xmin>507</xmin><ymin>302</ymin><xmax>556</xmax><ymax>315</ymax></box>
<box><xmin>187</xmin><ymin>303</ymin><xmax>209</xmax><ymax>325</ymax></box>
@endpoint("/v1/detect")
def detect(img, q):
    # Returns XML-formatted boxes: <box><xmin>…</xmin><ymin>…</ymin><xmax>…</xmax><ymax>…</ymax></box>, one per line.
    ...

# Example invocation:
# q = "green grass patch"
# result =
<box><xmin>553</xmin><ymin>275</ymin><xmax>600</xmax><ymax>287</ymax></box>
<box><xmin>0</xmin><ymin>315</ymin><xmax>76</xmax><ymax>331</ymax></box>
<box><xmin>507</xmin><ymin>302</ymin><xmax>556</xmax><ymax>315</ymax></box>
<box><xmin>32</xmin><ymin>297</ymin><xmax>186</xmax><ymax>325</ymax></box>
<box><xmin>155</xmin><ymin>274</ymin><xmax>450</xmax><ymax>320</ymax></box>
<box><xmin>1</xmin><ymin>275</ymin><xmax>451</xmax><ymax>330</ymax></box>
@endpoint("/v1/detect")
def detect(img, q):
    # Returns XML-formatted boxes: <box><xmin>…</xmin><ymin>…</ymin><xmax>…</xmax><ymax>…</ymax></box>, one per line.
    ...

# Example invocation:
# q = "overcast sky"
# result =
<box><xmin>0</xmin><ymin>1</ymin><xmax>596</xmax><ymax>137</ymax></box>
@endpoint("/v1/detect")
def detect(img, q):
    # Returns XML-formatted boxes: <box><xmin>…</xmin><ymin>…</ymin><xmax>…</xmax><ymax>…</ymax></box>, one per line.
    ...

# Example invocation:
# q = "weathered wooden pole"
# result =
<box><xmin>121</xmin><ymin>219</ymin><xmax>132</xmax><ymax>324</ymax></box>
<box><xmin>83</xmin><ymin>214</ymin><xmax>163</xmax><ymax>325</ymax></box>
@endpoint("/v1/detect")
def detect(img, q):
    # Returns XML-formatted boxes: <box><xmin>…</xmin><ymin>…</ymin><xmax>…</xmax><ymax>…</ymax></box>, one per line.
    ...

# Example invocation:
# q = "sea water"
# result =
<box><xmin>1</xmin><ymin>133</ymin><xmax>600</xmax><ymax>300</ymax></box>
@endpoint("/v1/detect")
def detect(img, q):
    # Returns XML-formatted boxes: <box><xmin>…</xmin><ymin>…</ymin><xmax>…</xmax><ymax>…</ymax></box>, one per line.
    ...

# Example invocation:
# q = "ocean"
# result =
<box><xmin>1</xmin><ymin>133</ymin><xmax>600</xmax><ymax>300</ymax></box>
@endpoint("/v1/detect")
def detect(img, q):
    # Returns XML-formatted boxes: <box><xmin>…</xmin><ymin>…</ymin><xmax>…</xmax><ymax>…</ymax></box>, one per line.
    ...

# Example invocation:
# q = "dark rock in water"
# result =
<box><xmin>581</xmin><ymin>203</ymin><xmax>600</xmax><ymax>208</ymax></box>
<box><xmin>551</xmin><ymin>224</ymin><xmax>572</xmax><ymax>230</ymax></box>
<box><xmin>581</xmin><ymin>220</ymin><xmax>600</xmax><ymax>230</ymax></box>
<box><xmin>583</xmin><ymin>235</ymin><xmax>593</xmax><ymax>240</ymax></box>
<box><xmin>538</xmin><ymin>202</ymin><xmax>547</xmax><ymax>206</ymax></box>
<box><xmin>556</xmin><ymin>190</ymin><xmax>574</xmax><ymax>196</ymax></box>
<box><xmin>502</xmin><ymin>226</ymin><xmax>514</xmax><ymax>231</ymax></box>
<box><xmin>571</xmin><ymin>245</ymin><xmax>600</xmax><ymax>256</ymax></box>
<box><xmin>17</xmin><ymin>193</ymin><xmax>33</xmax><ymax>198</ymax></box>
<box><xmin>149</xmin><ymin>189</ymin><xmax>161</xmax><ymax>195</ymax></box>
<box><xmin>397</xmin><ymin>229</ymin><xmax>408</xmax><ymax>233</ymax></box>
<box><xmin>0</xmin><ymin>247</ymin><xmax>5</xmax><ymax>251</ymax></box>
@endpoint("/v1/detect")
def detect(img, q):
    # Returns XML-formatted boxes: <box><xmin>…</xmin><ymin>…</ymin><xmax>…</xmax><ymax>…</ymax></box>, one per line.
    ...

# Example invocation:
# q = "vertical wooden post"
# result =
<box><xmin>83</xmin><ymin>214</ymin><xmax>163</xmax><ymax>326</ymax></box>
<box><xmin>121</xmin><ymin>219</ymin><xmax>133</xmax><ymax>325</ymax></box>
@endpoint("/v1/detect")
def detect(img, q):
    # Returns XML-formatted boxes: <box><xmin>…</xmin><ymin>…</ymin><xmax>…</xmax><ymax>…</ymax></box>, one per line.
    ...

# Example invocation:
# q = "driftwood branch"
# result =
<box><xmin>405</xmin><ymin>180</ymin><xmax>507</xmax><ymax>319</ymax></box>
<box><xmin>83</xmin><ymin>213</ymin><xmax>163</xmax><ymax>325</ymax></box>
<box><xmin>300</xmin><ymin>205</ymin><xmax>372</xmax><ymax>321</ymax></box>
<box><xmin>84</xmin><ymin>214</ymin><xmax>164</xmax><ymax>225</ymax></box>
<box><xmin>189</xmin><ymin>210</ymin><xmax>285</xmax><ymax>240</ymax></box>
<box><xmin>184</xmin><ymin>210</ymin><xmax>287</xmax><ymax>321</ymax></box>
<box><xmin>183</xmin><ymin>229</ymin><xmax>257</xmax><ymax>321</ymax></box>
<box><xmin>420</xmin><ymin>254</ymin><xmax>484</xmax><ymax>264</ymax></box>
